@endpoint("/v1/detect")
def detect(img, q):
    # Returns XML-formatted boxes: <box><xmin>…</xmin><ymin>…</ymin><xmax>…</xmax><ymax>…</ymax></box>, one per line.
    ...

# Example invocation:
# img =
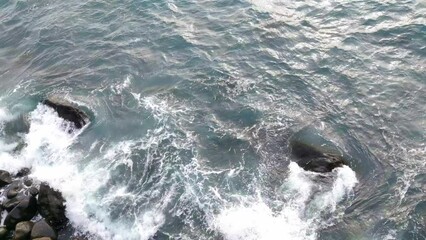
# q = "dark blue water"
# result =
<box><xmin>0</xmin><ymin>0</ymin><xmax>425</xmax><ymax>239</ymax></box>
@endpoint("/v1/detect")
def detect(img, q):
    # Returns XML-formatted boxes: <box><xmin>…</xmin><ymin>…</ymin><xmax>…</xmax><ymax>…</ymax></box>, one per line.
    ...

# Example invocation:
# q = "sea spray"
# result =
<box><xmin>213</xmin><ymin>162</ymin><xmax>357</xmax><ymax>240</ymax></box>
<box><xmin>0</xmin><ymin>108</ymin><xmax>14</xmax><ymax>123</ymax></box>
<box><xmin>21</xmin><ymin>105</ymin><xmax>168</xmax><ymax>240</ymax></box>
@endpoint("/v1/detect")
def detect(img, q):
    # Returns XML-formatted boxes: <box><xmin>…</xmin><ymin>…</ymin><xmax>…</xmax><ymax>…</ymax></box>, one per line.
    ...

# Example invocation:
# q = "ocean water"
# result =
<box><xmin>0</xmin><ymin>0</ymin><xmax>425</xmax><ymax>239</ymax></box>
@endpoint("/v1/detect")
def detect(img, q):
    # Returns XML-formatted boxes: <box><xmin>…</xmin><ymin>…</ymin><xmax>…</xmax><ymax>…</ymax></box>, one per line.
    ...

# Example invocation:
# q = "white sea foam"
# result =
<box><xmin>213</xmin><ymin>200</ymin><xmax>311</xmax><ymax>240</ymax></box>
<box><xmin>135</xmin><ymin>210</ymin><xmax>165</xmax><ymax>240</ymax></box>
<box><xmin>0</xmin><ymin>140</ymin><xmax>17</xmax><ymax>152</ymax></box>
<box><xmin>313</xmin><ymin>165</ymin><xmax>357</xmax><ymax>212</ymax></box>
<box><xmin>213</xmin><ymin>162</ymin><xmax>358</xmax><ymax>240</ymax></box>
<box><xmin>111</xmin><ymin>75</ymin><xmax>132</xmax><ymax>94</ymax></box>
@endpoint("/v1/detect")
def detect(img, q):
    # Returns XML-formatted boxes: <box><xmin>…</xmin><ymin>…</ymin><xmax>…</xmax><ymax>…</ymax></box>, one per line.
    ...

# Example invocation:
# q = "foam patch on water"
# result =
<box><xmin>141</xmin><ymin>95</ymin><xmax>188</xmax><ymax>122</ymax></box>
<box><xmin>213</xmin><ymin>162</ymin><xmax>357</xmax><ymax>240</ymax></box>
<box><xmin>111</xmin><ymin>75</ymin><xmax>132</xmax><ymax>95</ymax></box>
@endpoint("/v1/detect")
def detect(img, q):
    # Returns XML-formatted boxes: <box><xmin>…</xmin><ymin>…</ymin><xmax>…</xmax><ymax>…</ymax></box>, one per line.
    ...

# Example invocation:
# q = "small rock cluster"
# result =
<box><xmin>0</xmin><ymin>169</ymin><xmax>67</xmax><ymax>240</ymax></box>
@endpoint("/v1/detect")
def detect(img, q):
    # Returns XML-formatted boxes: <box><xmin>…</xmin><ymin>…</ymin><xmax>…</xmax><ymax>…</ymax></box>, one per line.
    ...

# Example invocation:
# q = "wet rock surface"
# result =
<box><xmin>31</xmin><ymin>220</ymin><xmax>57</xmax><ymax>240</ymax></box>
<box><xmin>6</xmin><ymin>181</ymin><xmax>22</xmax><ymax>199</ymax></box>
<box><xmin>4</xmin><ymin>196</ymin><xmax>37</xmax><ymax>229</ymax></box>
<box><xmin>23</xmin><ymin>178</ymin><xmax>33</xmax><ymax>187</ymax></box>
<box><xmin>41</xmin><ymin>99</ymin><xmax>89</xmax><ymax>129</ymax></box>
<box><xmin>0</xmin><ymin>226</ymin><xmax>8</xmax><ymax>239</ymax></box>
<box><xmin>15</xmin><ymin>169</ymin><xmax>30</xmax><ymax>178</ymax></box>
<box><xmin>3</xmin><ymin>196</ymin><xmax>24</xmax><ymax>212</ymax></box>
<box><xmin>14</xmin><ymin>221</ymin><xmax>34</xmax><ymax>240</ymax></box>
<box><xmin>38</xmin><ymin>183</ymin><xmax>68</xmax><ymax>229</ymax></box>
<box><xmin>289</xmin><ymin>127</ymin><xmax>347</xmax><ymax>173</ymax></box>
<box><xmin>0</xmin><ymin>170</ymin><xmax>12</xmax><ymax>187</ymax></box>
<box><xmin>290</xmin><ymin>140</ymin><xmax>346</xmax><ymax>172</ymax></box>
<box><xmin>28</xmin><ymin>187</ymin><xmax>39</xmax><ymax>197</ymax></box>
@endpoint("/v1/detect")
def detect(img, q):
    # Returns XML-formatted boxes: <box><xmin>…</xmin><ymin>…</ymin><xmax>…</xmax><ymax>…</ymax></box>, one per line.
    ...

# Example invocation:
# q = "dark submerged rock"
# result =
<box><xmin>15</xmin><ymin>168</ymin><xmax>31</xmax><ymax>178</ymax></box>
<box><xmin>14</xmin><ymin>221</ymin><xmax>34</xmax><ymax>240</ymax></box>
<box><xmin>4</xmin><ymin>196</ymin><xmax>38</xmax><ymax>229</ymax></box>
<box><xmin>290</xmin><ymin>140</ymin><xmax>345</xmax><ymax>172</ymax></box>
<box><xmin>289</xmin><ymin>128</ymin><xmax>346</xmax><ymax>173</ymax></box>
<box><xmin>41</xmin><ymin>99</ymin><xmax>88</xmax><ymax>129</ymax></box>
<box><xmin>38</xmin><ymin>183</ymin><xmax>68</xmax><ymax>229</ymax></box>
<box><xmin>0</xmin><ymin>170</ymin><xmax>12</xmax><ymax>187</ymax></box>
<box><xmin>31</xmin><ymin>220</ymin><xmax>57</xmax><ymax>240</ymax></box>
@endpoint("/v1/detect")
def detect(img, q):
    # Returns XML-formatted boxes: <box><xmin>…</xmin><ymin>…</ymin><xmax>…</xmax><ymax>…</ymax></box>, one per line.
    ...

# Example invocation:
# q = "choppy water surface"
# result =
<box><xmin>0</xmin><ymin>0</ymin><xmax>425</xmax><ymax>239</ymax></box>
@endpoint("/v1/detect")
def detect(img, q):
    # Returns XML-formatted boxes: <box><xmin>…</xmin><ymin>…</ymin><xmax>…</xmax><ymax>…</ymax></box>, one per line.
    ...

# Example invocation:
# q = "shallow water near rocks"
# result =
<box><xmin>0</xmin><ymin>0</ymin><xmax>425</xmax><ymax>239</ymax></box>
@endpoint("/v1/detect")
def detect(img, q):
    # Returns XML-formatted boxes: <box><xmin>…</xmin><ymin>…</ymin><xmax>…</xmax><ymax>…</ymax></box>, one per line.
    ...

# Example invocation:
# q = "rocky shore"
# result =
<box><xmin>0</xmin><ymin>99</ymin><xmax>89</xmax><ymax>240</ymax></box>
<box><xmin>0</xmin><ymin>169</ymin><xmax>66</xmax><ymax>240</ymax></box>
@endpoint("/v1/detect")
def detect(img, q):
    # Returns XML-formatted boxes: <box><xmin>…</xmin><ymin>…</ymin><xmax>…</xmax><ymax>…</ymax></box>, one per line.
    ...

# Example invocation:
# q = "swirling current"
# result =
<box><xmin>0</xmin><ymin>0</ymin><xmax>425</xmax><ymax>239</ymax></box>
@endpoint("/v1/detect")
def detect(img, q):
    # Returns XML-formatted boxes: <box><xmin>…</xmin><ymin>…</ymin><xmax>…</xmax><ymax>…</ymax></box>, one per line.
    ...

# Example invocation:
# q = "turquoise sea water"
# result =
<box><xmin>0</xmin><ymin>0</ymin><xmax>425</xmax><ymax>239</ymax></box>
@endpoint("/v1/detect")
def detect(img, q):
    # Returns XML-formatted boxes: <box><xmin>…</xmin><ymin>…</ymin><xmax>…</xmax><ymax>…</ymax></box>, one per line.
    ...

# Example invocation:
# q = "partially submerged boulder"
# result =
<box><xmin>289</xmin><ymin>127</ymin><xmax>346</xmax><ymax>173</ymax></box>
<box><xmin>38</xmin><ymin>183</ymin><xmax>68</xmax><ymax>229</ymax></box>
<box><xmin>41</xmin><ymin>99</ymin><xmax>89</xmax><ymax>129</ymax></box>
